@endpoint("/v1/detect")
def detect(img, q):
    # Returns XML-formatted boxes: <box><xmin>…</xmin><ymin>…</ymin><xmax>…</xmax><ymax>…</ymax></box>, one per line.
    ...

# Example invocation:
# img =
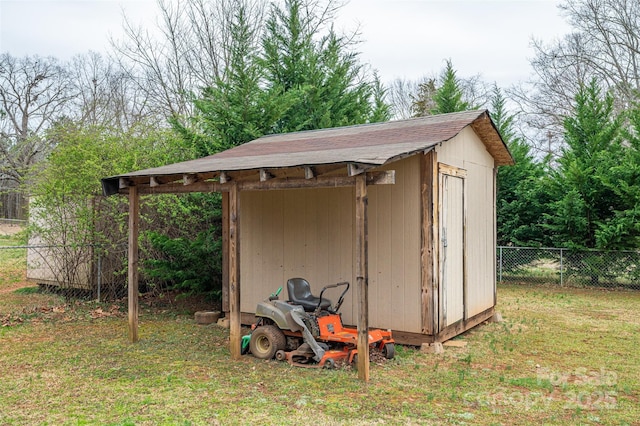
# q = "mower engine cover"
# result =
<box><xmin>255</xmin><ymin>299</ymin><xmax>304</xmax><ymax>330</ymax></box>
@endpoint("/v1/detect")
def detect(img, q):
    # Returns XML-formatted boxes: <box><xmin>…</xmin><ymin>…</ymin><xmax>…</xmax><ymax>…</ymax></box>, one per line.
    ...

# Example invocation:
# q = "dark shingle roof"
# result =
<box><xmin>102</xmin><ymin>109</ymin><xmax>512</xmax><ymax>195</ymax></box>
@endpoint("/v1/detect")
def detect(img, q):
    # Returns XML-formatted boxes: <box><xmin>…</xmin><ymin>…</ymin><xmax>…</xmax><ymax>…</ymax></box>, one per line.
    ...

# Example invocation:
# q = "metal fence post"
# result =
<box><xmin>97</xmin><ymin>251</ymin><xmax>102</xmax><ymax>303</ymax></box>
<box><xmin>499</xmin><ymin>246</ymin><xmax>503</xmax><ymax>283</ymax></box>
<box><xmin>560</xmin><ymin>248</ymin><xmax>564</xmax><ymax>287</ymax></box>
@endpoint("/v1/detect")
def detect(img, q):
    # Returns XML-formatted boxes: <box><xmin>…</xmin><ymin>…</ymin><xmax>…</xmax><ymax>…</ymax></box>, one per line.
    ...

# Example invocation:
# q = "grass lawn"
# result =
<box><xmin>1</xmin><ymin>236</ymin><xmax>638</xmax><ymax>424</ymax></box>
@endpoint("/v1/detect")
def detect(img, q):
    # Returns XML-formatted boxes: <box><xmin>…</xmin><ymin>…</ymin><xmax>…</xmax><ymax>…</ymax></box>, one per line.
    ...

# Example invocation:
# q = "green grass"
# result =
<box><xmin>13</xmin><ymin>286</ymin><xmax>40</xmax><ymax>294</ymax></box>
<box><xmin>1</xmin><ymin>231</ymin><xmax>639</xmax><ymax>425</ymax></box>
<box><xmin>0</xmin><ymin>234</ymin><xmax>27</xmax><ymax>288</ymax></box>
<box><xmin>0</xmin><ymin>287</ymin><xmax>637</xmax><ymax>425</ymax></box>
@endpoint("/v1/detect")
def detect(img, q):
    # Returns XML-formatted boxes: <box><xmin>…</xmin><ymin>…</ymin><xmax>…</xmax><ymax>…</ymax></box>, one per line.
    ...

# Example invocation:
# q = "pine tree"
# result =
<box><xmin>260</xmin><ymin>0</ymin><xmax>387</xmax><ymax>132</ymax></box>
<box><xmin>174</xmin><ymin>2</ymin><xmax>288</xmax><ymax>155</ymax></box>
<box><xmin>155</xmin><ymin>0</ymin><xmax>391</xmax><ymax>294</ymax></box>
<box><xmin>491</xmin><ymin>85</ymin><xmax>547</xmax><ymax>246</ymax></box>
<box><xmin>182</xmin><ymin>0</ymin><xmax>390</xmax><ymax>152</ymax></box>
<box><xmin>431</xmin><ymin>60</ymin><xmax>470</xmax><ymax>114</ymax></box>
<box><xmin>544</xmin><ymin>79</ymin><xmax>623</xmax><ymax>249</ymax></box>
<box><xmin>411</xmin><ymin>60</ymin><xmax>472</xmax><ymax>117</ymax></box>
<box><xmin>596</xmin><ymin>103</ymin><xmax>640</xmax><ymax>249</ymax></box>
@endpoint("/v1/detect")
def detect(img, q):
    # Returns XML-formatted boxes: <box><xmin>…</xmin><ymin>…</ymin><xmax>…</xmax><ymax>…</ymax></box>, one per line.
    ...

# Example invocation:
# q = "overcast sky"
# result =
<box><xmin>0</xmin><ymin>0</ymin><xmax>570</xmax><ymax>88</ymax></box>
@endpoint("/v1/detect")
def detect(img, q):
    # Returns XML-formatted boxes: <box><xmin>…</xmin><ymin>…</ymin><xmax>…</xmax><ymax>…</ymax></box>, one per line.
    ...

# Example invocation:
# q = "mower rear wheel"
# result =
<box><xmin>382</xmin><ymin>343</ymin><xmax>395</xmax><ymax>359</ymax></box>
<box><xmin>250</xmin><ymin>325</ymin><xmax>286</xmax><ymax>359</ymax></box>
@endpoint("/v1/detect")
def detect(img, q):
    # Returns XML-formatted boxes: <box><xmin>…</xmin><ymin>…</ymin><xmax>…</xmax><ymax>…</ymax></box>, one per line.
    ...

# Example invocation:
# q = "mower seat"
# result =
<box><xmin>287</xmin><ymin>278</ymin><xmax>332</xmax><ymax>312</ymax></box>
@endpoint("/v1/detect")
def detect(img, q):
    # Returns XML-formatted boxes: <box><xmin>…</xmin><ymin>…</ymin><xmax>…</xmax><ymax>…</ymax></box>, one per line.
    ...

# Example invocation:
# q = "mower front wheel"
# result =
<box><xmin>382</xmin><ymin>343</ymin><xmax>395</xmax><ymax>359</ymax></box>
<box><xmin>249</xmin><ymin>325</ymin><xmax>286</xmax><ymax>359</ymax></box>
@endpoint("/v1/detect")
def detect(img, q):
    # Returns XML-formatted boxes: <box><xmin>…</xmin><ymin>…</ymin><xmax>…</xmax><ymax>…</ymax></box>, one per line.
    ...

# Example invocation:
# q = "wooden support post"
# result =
<box><xmin>421</xmin><ymin>150</ymin><xmax>435</xmax><ymax>335</ymax></box>
<box><xmin>229</xmin><ymin>183</ymin><xmax>241</xmax><ymax>360</ymax></box>
<box><xmin>222</xmin><ymin>191</ymin><xmax>229</xmax><ymax>313</ymax></box>
<box><xmin>493</xmin><ymin>167</ymin><xmax>498</xmax><ymax>306</ymax></box>
<box><xmin>128</xmin><ymin>185</ymin><xmax>140</xmax><ymax>343</ymax></box>
<box><xmin>355</xmin><ymin>174</ymin><xmax>369</xmax><ymax>381</ymax></box>
<box><xmin>432</xmin><ymin>155</ymin><xmax>440</xmax><ymax>333</ymax></box>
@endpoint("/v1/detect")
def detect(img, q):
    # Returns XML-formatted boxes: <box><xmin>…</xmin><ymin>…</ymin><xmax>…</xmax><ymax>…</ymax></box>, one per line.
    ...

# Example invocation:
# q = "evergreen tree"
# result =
<box><xmin>369</xmin><ymin>73</ymin><xmax>392</xmax><ymax>123</ymax></box>
<box><xmin>491</xmin><ymin>86</ymin><xmax>547</xmax><ymax>246</ymax></box>
<box><xmin>596</xmin><ymin>103</ymin><xmax>640</xmax><ymax>248</ymax></box>
<box><xmin>431</xmin><ymin>60</ymin><xmax>470</xmax><ymax>114</ymax></box>
<box><xmin>411</xmin><ymin>60</ymin><xmax>477</xmax><ymax>117</ymax></box>
<box><xmin>544</xmin><ymin>79</ymin><xmax>623</xmax><ymax>249</ymax></box>
<box><xmin>152</xmin><ymin>0</ymin><xmax>390</xmax><ymax>296</ymax></box>
<box><xmin>180</xmin><ymin>0</ymin><xmax>389</xmax><ymax>154</ymax></box>
<box><xmin>261</xmin><ymin>0</ymin><xmax>387</xmax><ymax>133</ymax></box>
<box><xmin>173</xmin><ymin>2</ymin><xmax>289</xmax><ymax>155</ymax></box>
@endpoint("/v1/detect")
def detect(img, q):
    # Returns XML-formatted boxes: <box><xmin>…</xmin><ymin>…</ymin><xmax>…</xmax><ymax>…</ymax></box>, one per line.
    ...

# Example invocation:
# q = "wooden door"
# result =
<box><xmin>439</xmin><ymin>165</ymin><xmax>466</xmax><ymax>328</ymax></box>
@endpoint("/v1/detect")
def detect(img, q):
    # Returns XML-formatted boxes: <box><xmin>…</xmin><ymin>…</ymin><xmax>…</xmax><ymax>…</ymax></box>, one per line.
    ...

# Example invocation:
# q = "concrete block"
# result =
<box><xmin>420</xmin><ymin>342</ymin><xmax>444</xmax><ymax>354</ymax></box>
<box><xmin>194</xmin><ymin>311</ymin><xmax>221</xmax><ymax>325</ymax></box>
<box><xmin>490</xmin><ymin>312</ymin><xmax>504</xmax><ymax>323</ymax></box>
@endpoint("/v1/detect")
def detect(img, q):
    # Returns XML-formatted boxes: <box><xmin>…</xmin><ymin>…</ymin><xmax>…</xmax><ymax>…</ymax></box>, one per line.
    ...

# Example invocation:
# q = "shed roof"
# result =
<box><xmin>102</xmin><ymin>109</ymin><xmax>512</xmax><ymax>196</ymax></box>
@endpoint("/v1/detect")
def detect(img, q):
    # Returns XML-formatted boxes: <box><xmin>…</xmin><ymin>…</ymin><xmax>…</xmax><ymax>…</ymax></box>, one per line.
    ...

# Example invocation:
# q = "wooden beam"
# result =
<box><xmin>434</xmin><ymin>306</ymin><xmax>495</xmax><ymax>343</ymax></box>
<box><xmin>432</xmin><ymin>155</ymin><xmax>440</xmax><ymax>333</ymax></box>
<box><xmin>366</xmin><ymin>170</ymin><xmax>395</xmax><ymax>185</ymax></box>
<box><xmin>140</xmin><ymin>181</ymin><xmax>224</xmax><ymax>194</ymax></box>
<box><xmin>259</xmin><ymin>169</ymin><xmax>274</xmax><ymax>182</ymax></box>
<box><xmin>128</xmin><ymin>185</ymin><xmax>140</xmax><ymax>343</ymax></box>
<box><xmin>222</xmin><ymin>191</ymin><xmax>230</xmax><ymax>312</ymax></box>
<box><xmin>438</xmin><ymin>163</ymin><xmax>467</xmax><ymax>178</ymax></box>
<box><xmin>304</xmin><ymin>166</ymin><xmax>315</xmax><ymax>179</ymax></box>
<box><xmin>237</xmin><ymin>171</ymin><xmax>395</xmax><ymax>191</ymax></box>
<box><xmin>420</xmin><ymin>150</ymin><xmax>435</xmax><ymax>335</ymax></box>
<box><xmin>493</xmin><ymin>167</ymin><xmax>498</xmax><ymax>306</ymax></box>
<box><xmin>228</xmin><ymin>182</ymin><xmax>241</xmax><ymax>360</ymax></box>
<box><xmin>355</xmin><ymin>174</ymin><xmax>369</xmax><ymax>381</ymax></box>
<box><xmin>121</xmin><ymin>171</ymin><xmax>396</xmax><ymax>195</ymax></box>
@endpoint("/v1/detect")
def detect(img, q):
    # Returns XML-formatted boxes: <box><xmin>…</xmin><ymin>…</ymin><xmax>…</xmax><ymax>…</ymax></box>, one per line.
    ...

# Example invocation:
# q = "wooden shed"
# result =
<box><xmin>102</xmin><ymin>110</ymin><xmax>512</xmax><ymax>377</ymax></box>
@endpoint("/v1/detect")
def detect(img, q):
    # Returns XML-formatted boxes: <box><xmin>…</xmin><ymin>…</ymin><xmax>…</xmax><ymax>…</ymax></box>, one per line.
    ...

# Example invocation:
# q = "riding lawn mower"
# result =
<box><xmin>243</xmin><ymin>278</ymin><xmax>395</xmax><ymax>369</ymax></box>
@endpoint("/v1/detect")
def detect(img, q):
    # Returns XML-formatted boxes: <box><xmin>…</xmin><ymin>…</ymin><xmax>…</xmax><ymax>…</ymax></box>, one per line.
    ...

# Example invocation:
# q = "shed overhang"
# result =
<box><xmin>101</xmin><ymin>109</ymin><xmax>512</xmax><ymax>196</ymax></box>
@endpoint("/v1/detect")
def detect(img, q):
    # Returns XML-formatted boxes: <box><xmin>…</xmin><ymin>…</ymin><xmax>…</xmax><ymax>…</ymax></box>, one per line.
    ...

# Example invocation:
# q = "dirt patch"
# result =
<box><xmin>0</xmin><ymin>223</ymin><xmax>24</xmax><ymax>236</ymax></box>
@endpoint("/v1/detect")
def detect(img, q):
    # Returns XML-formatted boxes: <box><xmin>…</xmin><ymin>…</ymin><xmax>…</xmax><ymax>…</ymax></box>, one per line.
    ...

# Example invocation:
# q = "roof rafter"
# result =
<box><xmin>119</xmin><ymin>170</ymin><xmax>396</xmax><ymax>195</ymax></box>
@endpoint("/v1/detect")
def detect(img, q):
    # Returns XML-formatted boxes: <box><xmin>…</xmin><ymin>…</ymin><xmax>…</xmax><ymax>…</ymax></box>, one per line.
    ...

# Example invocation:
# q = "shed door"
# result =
<box><xmin>439</xmin><ymin>165</ymin><xmax>466</xmax><ymax>328</ymax></box>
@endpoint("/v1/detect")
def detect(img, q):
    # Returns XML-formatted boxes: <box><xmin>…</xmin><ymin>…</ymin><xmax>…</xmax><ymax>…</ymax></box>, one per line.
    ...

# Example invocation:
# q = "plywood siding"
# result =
<box><xmin>240</xmin><ymin>187</ymin><xmax>354</xmax><ymax>319</ymax></box>
<box><xmin>27</xmin><ymin>202</ymin><xmax>94</xmax><ymax>289</ymax></box>
<box><xmin>240</xmin><ymin>156</ymin><xmax>422</xmax><ymax>332</ymax></box>
<box><xmin>368</xmin><ymin>157</ymin><xmax>422</xmax><ymax>333</ymax></box>
<box><xmin>435</xmin><ymin>127</ymin><xmax>496</xmax><ymax>318</ymax></box>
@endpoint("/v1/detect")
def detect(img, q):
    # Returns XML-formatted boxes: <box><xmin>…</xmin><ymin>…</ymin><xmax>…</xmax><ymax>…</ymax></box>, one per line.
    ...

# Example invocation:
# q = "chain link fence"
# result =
<box><xmin>5</xmin><ymin>243</ymin><xmax>639</xmax><ymax>299</ymax></box>
<box><xmin>0</xmin><ymin>243</ymin><xmax>128</xmax><ymax>301</ymax></box>
<box><xmin>497</xmin><ymin>246</ymin><xmax>640</xmax><ymax>290</ymax></box>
